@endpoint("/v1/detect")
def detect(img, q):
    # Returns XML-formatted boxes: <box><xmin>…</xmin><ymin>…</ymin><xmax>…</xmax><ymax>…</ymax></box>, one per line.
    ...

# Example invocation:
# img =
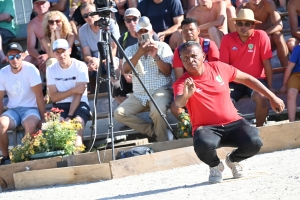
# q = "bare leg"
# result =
<box><xmin>208</xmin><ymin>27</ymin><xmax>223</xmax><ymax>49</ymax></box>
<box><xmin>272</xmin><ymin>31</ymin><xmax>289</xmax><ymax>67</ymax></box>
<box><xmin>286</xmin><ymin>38</ymin><xmax>299</xmax><ymax>53</ymax></box>
<box><xmin>226</xmin><ymin>5</ymin><xmax>236</xmax><ymax>33</ymax></box>
<box><xmin>22</xmin><ymin>115</ymin><xmax>39</xmax><ymax>134</ymax></box>
<box><xmin>287</xmin><ymin>88</ymin><xmax>298</xmax><ymax>122</ymax></box>
<box><xmin>0</xmin><ymin>116</ymin><xmax>15</xmax><ymax>157</ymax></box>
<box><xmin>169</xmin><ymin>30</ymin><xmax>184</xmax><ymax>51</ymax></box>
<box><xmin>252</xmin><ymin>91</ymin><xmax>269</xmax><ymax>127</ymax></box>
<box><xmin>74</xmin><ymin>116</ymin><xmax>85</xmax><ymax>147</ymax></box>
<box><xmin>0</xmin><ymin>35</ymin><xmax>6</xmax><ymax>63</ymax></box>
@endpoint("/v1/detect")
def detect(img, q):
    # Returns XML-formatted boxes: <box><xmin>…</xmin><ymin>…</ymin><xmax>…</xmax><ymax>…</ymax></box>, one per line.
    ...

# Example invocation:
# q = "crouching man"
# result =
<box><xmin>47</xmin><ymin>39</ymin><xmax>91</xmax><ymax>148</ymax></box>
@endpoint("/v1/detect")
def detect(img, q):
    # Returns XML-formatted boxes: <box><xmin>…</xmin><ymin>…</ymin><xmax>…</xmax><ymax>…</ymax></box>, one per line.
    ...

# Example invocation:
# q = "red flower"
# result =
<box><xmin>51</xmin><ymin>107</ymin><xmax>64</xmax><ymax>113</ymax></box>
<box><xmin>31</xmin><ymin>130</ymin><xmax>42</xmax><ymax>137</ymax></box>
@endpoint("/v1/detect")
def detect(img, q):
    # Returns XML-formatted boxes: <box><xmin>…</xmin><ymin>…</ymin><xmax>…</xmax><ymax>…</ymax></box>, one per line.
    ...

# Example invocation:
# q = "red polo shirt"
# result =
<box><xmin>173</xmin><ymin>61</ymin><xmax>242</xmax><ymax>134</ymax></box>
<box><xmin>173</xmin><ymin>38</ymin><xmax>220</xmax><ymax>69</ymax></box>
<box><xmin>219</xmin><ymin>30</ymin><xmax>272</xmax><ymax>79</ymax></box>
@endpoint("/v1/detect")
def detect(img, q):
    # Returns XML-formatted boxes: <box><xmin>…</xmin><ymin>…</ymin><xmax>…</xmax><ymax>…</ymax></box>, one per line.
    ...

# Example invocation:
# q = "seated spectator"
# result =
<box><xmin>280</xmin><ymin>45</ymin><xmax>300</xmax><ymax>122</ymax></box>
<box><xmin>41</xmin><ymin>11</ymin><xmax>79</xmax><ymax>61</ymax></box>
<box><xmin>138</xmin><ymin>0</ymin><xmax>184</xmax><ymax>45</ymax></box>
<box><xmin>237</xmin><ymin>0</ymin><xmax>288</xmax><ymax>69</ymax></box>
<box><xmin>187</xmin><ymin>0</ymin><xmax>228</xmax><ymax>48</ymax></box>
<box><xmin>114</xmin><ymin>17</ymin><xmax>174</xmax><ymax>142</ymax></box>
<box><xmin>26</xmin><ymin>0</ymin><xmax>51</xmax><ymax>71</ymax></box>
<box><xmin>47</xmin><ymin>39</ymin><xmax>90</xmax><ymax>148</ymax></box>
<box><xmin>113</xmin><ymin>8</ymin><xmax>159</xmax><ymax>105</ymax></box>
<box><xmin>170</xmin><ymin>17</ymin><xmax>220</xmax><ymax>119</ymax></box>
<box><xmin>286</xmin><ymin>0</ymin><xmax>300</xmax><ymax>52</ymax></box>
<box><xmin>0</xmin><ymin>0</ymin><xmax>16</xmax><ymax>64</ymax></box>
<box><xmin>49</xmin><ymin>0</ymin><xmax>70</xmax><ymax>19</ymax></box>
<box><xmin>0</xmin><ymin>42</ymin><xmax>45</xmax><ymax>165</ymax></box>
<box><xmin>220</xmin><ymin>9</ymin><xmax>274</xmax><ymax>127</ymax></box>
<box><xmin>79</xmin><ymin>2</ymin><xmax>120</xmax><ymax>93</ymax></box>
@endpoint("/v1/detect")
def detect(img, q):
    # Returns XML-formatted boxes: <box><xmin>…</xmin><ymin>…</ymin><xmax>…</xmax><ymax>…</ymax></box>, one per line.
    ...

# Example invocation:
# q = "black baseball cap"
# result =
<box><xmin>6</xmin><ymin>42</ymin><xmax>23</xmax><ymax>54</ymax></box>
<box><xmin>33</xmin><ymin>0</ymin><xmax>48</xmax><ymax>3</ymax></box>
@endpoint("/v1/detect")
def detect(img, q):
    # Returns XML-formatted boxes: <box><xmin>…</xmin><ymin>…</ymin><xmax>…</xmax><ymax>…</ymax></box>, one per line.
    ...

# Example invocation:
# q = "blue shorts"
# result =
<box><xmin>2</xmin><ymin>107</ymin><xmax>41</xmax><ymax>128</ymax></box>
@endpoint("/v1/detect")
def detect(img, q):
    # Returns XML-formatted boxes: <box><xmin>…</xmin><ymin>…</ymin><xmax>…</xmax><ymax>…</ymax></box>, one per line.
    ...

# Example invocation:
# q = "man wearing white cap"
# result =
<box><xmin>46</xmin><ymin>39</ymin><xmax>90</xmax><ymax>148</ymax></box>
<box><xmin>114</xmin><ymin>16</ymin><xmax>174</xmax><ymax>142</ymax></box>
<box><xmin>220</xmin><ymin>9</ymin><xmax>273</xmax><ymax>127</ymax></box>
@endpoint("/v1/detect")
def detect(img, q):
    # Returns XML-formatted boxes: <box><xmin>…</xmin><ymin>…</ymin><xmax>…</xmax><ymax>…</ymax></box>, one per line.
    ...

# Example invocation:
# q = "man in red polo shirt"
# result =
<box><xmin>220</xmin><ymin>8</ymin><xmax>274</xmax><ymax>127</ymax></box>
<box><xmin>173</xmin><ymin>41</ymin><xmax>284</xmax><ymax>183</ymax></box>
<box><xmin>171</xmin><ymin>17</ymin><xmax>219</xmax><ymax>119</ymax></box>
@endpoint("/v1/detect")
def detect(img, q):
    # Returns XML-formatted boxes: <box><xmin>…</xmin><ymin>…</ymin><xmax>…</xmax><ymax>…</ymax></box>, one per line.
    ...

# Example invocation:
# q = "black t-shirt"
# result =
<box><xmin>117</xmin><ymin>32</ymin><xmax>159</xmax><ymax>59</ymax></box>
<box><xmin>71</xmin><ymin>5</ymin><xmax>86</xmax><ymax>26</ymax></box>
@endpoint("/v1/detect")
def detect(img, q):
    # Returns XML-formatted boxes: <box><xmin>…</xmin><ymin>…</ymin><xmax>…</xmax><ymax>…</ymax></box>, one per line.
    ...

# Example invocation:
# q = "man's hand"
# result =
<box><xmin>37</xmin><ymin>118</ymin><xmax>46</xmax><ymax>129</ymax></box>
<box><xmin>183</xmin><ymin>77</ymin><xmax>196</xmax><ymax>98</ymax></box>
<box><xmin>147</xmin><ymin>41</ymin><xmax>159</xmax><ymax>58</ymax></box>
<box><xmin>280</xmin><ymin>85</ymin><xmax>287</xmax><ymax>94</ymax></box>
<box><xmin>87</xmin><ymin>57</ymin><xmax>99</xmax><ymax>71</ymax></box>
<box><xmin>137</xmin><ymin>40</ymin><xmax>151</xmax><ymax>56</ymax></box>
<box><xmin>270</xmin><ymin>96</ymin><xmax>285</xmax><ymax>113</ymax></box>
<box><xmin>37</xmin><ymin>54</ymin><xmax>48</xmax><ymax>72</ymax></box>
<box><xmin>269</xmin><ymin>87</ymin><xmax>276</xmax><ymax>94</ymax></box>
<box><xmin>124</xmin><ymin>74</ymin><xmax>132</xmax><ymax>83</ymax></box>
<box><xmin>73</xmin><ymin>83</ymin><xmax>87</xmax><ymax>94</ymax></box>
<box><xmin>158</xmin><ymin>32</ymin><xmax>165</xmax><ymax>42</ymax></box>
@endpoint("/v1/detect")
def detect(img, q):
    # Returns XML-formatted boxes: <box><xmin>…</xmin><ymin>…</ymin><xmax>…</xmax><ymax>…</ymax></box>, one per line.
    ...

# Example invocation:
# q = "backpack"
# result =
<box><xmin>116</xmin><ymin>146</ymin><xmax>154</xmax><ymax>159</ymax></box>
<box><xmin>122</xmin><ymin>31</ymin><xmax>129</xmax><ymax>49</ymax></box>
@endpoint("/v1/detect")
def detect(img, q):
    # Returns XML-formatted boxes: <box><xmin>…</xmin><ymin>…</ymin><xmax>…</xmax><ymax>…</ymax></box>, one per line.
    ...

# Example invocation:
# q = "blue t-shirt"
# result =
<box><xmin>138</xmin><ymin>0</ymin><xmax>184</xmax><ymax>44</ymax></box>
<box><xmin>290</xmin><ymin>45</ymin><xmax>300</xmax><ymax>73</ymax></box>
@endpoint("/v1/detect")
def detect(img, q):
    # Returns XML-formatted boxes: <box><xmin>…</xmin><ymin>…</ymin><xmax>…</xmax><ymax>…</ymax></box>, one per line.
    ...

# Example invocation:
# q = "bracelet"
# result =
<box><xmin>67</xmin><ymin>115</ymin><xmax>74</xmax><ymax>119</ymax></box>
<box><xmin>153</xmin><ymin>54</ymin><xmax>160</xmax><ymax>62</ymax></box>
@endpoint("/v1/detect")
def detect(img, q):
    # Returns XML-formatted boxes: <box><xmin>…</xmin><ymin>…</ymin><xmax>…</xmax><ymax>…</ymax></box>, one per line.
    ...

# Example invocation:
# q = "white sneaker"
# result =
<box><xmin>167</xmin><ymin>129</ymin><xmax>173</xmax><ymax>141</ymax></box>
<box><xmin>209</xmin><ymin>161</ymin><xmax>224</xmax><ymax>183</ymax></box>
<box><xmin>225</xmin><ymin>153</ymin><xmax>246</xmax><ymax>178</ymax></box>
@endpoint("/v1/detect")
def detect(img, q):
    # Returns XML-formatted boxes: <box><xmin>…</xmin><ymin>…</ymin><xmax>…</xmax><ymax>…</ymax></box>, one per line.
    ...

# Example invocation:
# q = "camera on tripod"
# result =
<box><xmin>90</xmin><ymin>0</ymin><xmax>117</xmax><ymax>27</ymax></box>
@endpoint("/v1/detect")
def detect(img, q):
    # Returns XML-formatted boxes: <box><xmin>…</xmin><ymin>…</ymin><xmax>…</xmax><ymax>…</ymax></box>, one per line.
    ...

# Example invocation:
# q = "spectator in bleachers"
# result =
<box><xmin>26</xmin><ymin>0</ymin><xmax>51</xmax><ymax>72</ymax></box>
<box><xmin>237</xmin><ymin>0</ymin><xmax>289</xmax><ymax>69</ymax></box>
<box><xmin>48</xmin><ymin>0</ymin><xmax>70</xmax><ymax>19</ymax></box>
<box><xmin>41</xmin><ymin>11</ymin><xmax>79</xmax><ymax>61</ymax></box>
<box><xmin>280</xmin><ymin>45</ymin><xmax>300</xmax><ymax>122</ymax></box>
<box><xmin>186</xmin><ymin>0</ymin><xmax>228</xmax><ymax>48</ymax></box>
<box><xmin>0</xmin><ymin>0</ymin><xmax>16</xmax><ymax>64</ymax></box>
<box><xmin>79</xmin><ymin>2</ymin><xmax>120</xmax><ymax>93</ymax></box>
<box><xmin>114</xmin><ymin>0</ymin><xmax>138</xmax><ymax>18</ymax></box>
<box><xmin>47</xmin><ymin>39</ymin><xmax>90</xmax><ymax>148</ymax></box>
<box><xmin>286</xmin><ymin>0</ymin><xmax>300</xmax><ymax>52</ymax></box>
<box><xmin>114</xmin><ymin>17</ymin><xmax>174</xmax><ymax>142</ymax></box>
<box><xmin>137</xmin><ymin>0</ymin><xmax>184</xmax><ymax>45</ymax></box>
<box><xmin>170</xmin><ymin>18</ymin><xmax>220</xmax><ymax>119</ymax></box>
<box><xmin>220</xmin><ymin>9</ymin><xmax>274</xmax><ymax>127</ymax></box>
<box><xmin>113</xmin><ymin>8</ymin><xmax>159</xmax><ymax>105</ymax></box>
<box><xmin>0</xmin><ymin>42</ymin><xmax>45</xmax><ymax>165</ymax></box>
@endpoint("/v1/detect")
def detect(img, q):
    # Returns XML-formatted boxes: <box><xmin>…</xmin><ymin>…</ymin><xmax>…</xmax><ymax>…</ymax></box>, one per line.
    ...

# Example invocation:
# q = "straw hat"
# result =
<box><xmin>230</xmin><ymin>9</ymin><xmax>262</xmax><ymax>24</ymax></box>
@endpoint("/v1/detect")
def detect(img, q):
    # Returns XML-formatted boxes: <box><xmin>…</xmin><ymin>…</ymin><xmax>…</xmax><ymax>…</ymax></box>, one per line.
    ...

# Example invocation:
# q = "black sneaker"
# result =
<box><xmin>0</xmin><ymin>157</ymin><xmax>11</xmax><ymax>165</ymax></box>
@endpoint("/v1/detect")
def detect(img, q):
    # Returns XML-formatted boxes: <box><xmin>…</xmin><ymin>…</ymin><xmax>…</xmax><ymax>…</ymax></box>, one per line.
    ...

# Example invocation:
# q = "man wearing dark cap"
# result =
<box><xmin>0</xmin><ymin>42</ymin><xmax>46</xmax><ymax>165</ymax></box>
<box><xmin>47</xmin><ymin>39</ymin><xmax>90</xmax><ymax>148</ymax></box>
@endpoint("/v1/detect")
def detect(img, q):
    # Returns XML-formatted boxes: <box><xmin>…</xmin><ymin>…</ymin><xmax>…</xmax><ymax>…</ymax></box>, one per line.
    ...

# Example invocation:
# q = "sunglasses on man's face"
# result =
<box><xmin>82</xmin><ymin>12</ymin><xmax>94</xmax><ymax>19</ymax></box>
<box><xmin>48</xmin><ymin>19</ymin><xmax>61</xmax><ymax>25</ymax></box>
<box><xmin>236</xmin><ymin>21</ymin><xmax>254</xmax><ymax>27</ymax></box>
<box><xmin>8</xmin><ymin>54</ymin><xmax>22</xmax><ymax>60</ymax></box>
<box><xmin>124</xmin><ymin>17</ymin><xmax>138</xmax><ymax>23</ymax></box>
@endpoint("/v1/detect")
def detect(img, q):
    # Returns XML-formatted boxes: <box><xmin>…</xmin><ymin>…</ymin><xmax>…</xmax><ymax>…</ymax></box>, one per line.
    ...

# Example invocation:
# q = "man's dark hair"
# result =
<box><xmin>178</xmin><ymin>41</ymin><xmax>203</xmax><ymax>55</ymax></box>
<box><xmin>80</xmin><ymin>2</ymin><xmax>95</xmax><ymax>12</ymax></box>
<box><xmin>181</xmin><ymin>18</ymin><xmax>198</xmax><ymax>28</ymax></box>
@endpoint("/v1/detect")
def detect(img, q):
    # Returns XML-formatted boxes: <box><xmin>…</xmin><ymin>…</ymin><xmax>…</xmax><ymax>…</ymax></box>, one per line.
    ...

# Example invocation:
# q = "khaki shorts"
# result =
<box><xmin>287</xmin><ymin>72</ymin><xmax>300</xmax><ymax>91</ymax></box>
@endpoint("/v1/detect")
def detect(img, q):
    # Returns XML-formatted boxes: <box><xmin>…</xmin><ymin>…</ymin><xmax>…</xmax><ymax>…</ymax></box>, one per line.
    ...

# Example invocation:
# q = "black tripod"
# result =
<box><xmin>89</xmin><ymin>15</ymin><xmax>177</xmax><ymax>161</ymax></box>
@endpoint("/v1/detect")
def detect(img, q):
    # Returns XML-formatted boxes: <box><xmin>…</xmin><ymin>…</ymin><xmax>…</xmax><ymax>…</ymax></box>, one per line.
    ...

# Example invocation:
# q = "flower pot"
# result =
<box><xmin>29</xmin><ymin>150</ymin><xmax>65</xmax><ymax>160</ymax></box>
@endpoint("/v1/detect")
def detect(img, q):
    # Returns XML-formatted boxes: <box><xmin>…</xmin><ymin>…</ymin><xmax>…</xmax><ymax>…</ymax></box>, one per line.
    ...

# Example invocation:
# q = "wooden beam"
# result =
<box><xmin>13</xmin><ymin>163</ymin><xmax>111</xmax><ymax>190</ymax></box>
<box><xmin>0</xmin><ymin>157</ymin><xmax>62</xmax><ymax>190</ymax></box>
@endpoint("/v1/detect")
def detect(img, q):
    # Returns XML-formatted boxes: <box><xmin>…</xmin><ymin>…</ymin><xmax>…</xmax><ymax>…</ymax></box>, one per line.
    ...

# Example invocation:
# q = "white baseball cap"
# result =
<box><xmin>136</xmin><ymin>16</ymin><xmax>152</xmax><ymax>32</ymax></box>
<box><xmin>52</xmin><ymin>39</ymin><xmax>70</xmax><ymax>52</ymax></box>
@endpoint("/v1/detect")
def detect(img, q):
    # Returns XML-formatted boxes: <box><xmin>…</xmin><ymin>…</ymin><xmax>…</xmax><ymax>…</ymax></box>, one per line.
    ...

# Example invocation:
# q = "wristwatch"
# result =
<box><xmin>67</xmin><ymin>115</ymin><xmax>74</xmax><ymax>119</ymax></box>
<box><xmin>153</xmin><ymin>54</ymin><xmax>160</xmax><ymax>62</ymax></box>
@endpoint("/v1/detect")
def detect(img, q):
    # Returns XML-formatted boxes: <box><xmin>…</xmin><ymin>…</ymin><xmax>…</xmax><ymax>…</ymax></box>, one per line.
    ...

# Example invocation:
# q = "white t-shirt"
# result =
<box><xmin>0</xmin><ymin>61</ymin><xmax>42</xmax><ymax>108</ymax></box>
<box><xmin>46</xmin><ymin>58</ymin><xmax>89</xmax><ymax>105</ymax></box>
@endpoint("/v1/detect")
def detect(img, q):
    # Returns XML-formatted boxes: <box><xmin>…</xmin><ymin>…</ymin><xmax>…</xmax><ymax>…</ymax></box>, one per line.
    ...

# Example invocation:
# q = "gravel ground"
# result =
<box><xmin>1</xmin><ymin>148</ymin><xmax>300</xmax><ymax>200</ymax></box>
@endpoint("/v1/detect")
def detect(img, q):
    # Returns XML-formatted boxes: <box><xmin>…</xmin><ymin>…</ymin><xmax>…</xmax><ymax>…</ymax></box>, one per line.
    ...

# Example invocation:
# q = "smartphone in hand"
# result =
<box><xmin>141</xmin><ymin>33</ymin><xmax>150</xmax><ymax>42</ymax></box>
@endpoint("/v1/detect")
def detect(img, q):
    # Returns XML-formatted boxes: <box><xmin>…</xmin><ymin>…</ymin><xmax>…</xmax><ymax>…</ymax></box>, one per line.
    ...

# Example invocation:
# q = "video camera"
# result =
<box><xmin>89</xmin><ymin>0</ymin><xmax>117</xmax><ymax>27</ymax></box>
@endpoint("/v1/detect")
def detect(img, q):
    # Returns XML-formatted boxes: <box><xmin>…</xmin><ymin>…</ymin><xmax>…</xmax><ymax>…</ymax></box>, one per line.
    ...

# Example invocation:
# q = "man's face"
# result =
<box><xmin>181</xmin><ymin>23</ymin><xmax>200</xmax><ymax>42</ymax></box>
<box><xmin>198</xmin><ymin>0</ymin><xmax>211</xmax><ymax>7</ymax></box>
<box><xmin>124</xmin><ymin>15</ymin><xmax>139</xmax><ymax>33</ymax></box>
<box><xmin>249</xmin><ymin>0</ymin><xmax>262</xmax><ymax>6</ymax></box>
<box><xmin>235</xmin><ymin>20</ymin><xmax>255</xmax><ymax>37</ymax></box>
<box><xmin>54</xmin><ymin>48</ymin><xmax>71</xmax><ymax>65</ymax></box>
<box><xmin>81</xmin><ymin>5</ymin><xmax>100</xmax><ymax>26</ymax></box>
<box><xmin>34</xmin><ymin>1</ymin><xmax>50</xmax><ymax>15</ymax></box>
<box><xmin>180</xmin><ymin>45</ymin><xmax>205</xmax><ymax>74</ymax></box>
<box><xmin>6</xmin><ymin>50</ymin><xmax>23</xmax><ymax>69</ymax></box>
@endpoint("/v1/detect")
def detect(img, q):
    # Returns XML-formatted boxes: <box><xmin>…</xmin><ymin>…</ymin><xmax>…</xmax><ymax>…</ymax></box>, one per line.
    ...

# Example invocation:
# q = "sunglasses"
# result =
<box><xmin>124</xmin><ymin>17</ymin><xmax>138</xmax><ymax>23</ymax></box>
<box><xmin>48</xmin><ymin>19</ymin><xmax>61</xmax><ymax>25</ymax></box>
<box><xmin>8</xmin><ymin>54</ymin><xmax>22</xmax><ymax>60</ymax></box>
<box><xmin>82</xmin><ymin>12</ymin><xmax>94</xmax><ymax>19</ymax></box>
<box><xmin>236</xmin><ymin>21</ymin><xmax>253</xmax><ymax>27</ymax></box>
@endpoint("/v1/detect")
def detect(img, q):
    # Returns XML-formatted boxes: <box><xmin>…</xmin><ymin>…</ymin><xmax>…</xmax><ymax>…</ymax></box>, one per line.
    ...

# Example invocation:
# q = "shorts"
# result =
<box><xmin>2</xmin><ymin>107</ymin><xmax>40</xmax><ymax>128</ymax></box>
<box><xmin>230</xmin><ymin>79</ymin><xmax>268</xmax><ymax>103</ymax></box>
<box><xmin>287</xmin><ymin>72</ymin><xmax>300</xmax><ymax>91</ymax></box>
<box><xmin>53</xmin><ymin>102</ymin><xmax>91</xmax><ymax>124</ymax></box>
<box><xmin>0</xmin><ymin>28</ymin><xmax>15</xmax><ymax>44</ymax></box>
<box><xmin>112</xmin><ymin>74</ymin><xmax>133</xmax><ymax>97</ymax></box>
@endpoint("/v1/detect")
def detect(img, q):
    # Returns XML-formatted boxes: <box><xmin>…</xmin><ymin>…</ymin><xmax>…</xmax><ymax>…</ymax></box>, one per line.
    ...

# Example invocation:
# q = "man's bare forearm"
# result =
<box><xmin>50</xmin><ymin>88</ymin><xmax>75</xmax><ymax>103</ymax></box>
<box><xmin>175</xmin><ymin>94</ymin><xmax>190</xmax><ymax>108</ymax></box>
<box><xmin>123</xmin><ymin>51</ymin><xmax>143</xmax><ymax>73</ymax></box>
<box><xmin>68</xmin><ymin>94</ymin><xmax>81</xmax><ymax>116</ymax></box>
<box><xmin>0</xmin><ymin>13</ymin><xmax>12</xmax><ymax>22</ymax></box>
<box><xmin>36</xmin><ymin>93</ymin><xmax>46</xmax><ymax>120</ymax></box>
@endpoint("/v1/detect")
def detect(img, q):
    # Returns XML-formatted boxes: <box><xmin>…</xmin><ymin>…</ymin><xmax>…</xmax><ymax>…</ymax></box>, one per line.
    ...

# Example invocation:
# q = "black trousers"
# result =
<box><xmin>193</xmin><ymin>119</ymin><xmax>263</xmax><ymax>167</ymax></box>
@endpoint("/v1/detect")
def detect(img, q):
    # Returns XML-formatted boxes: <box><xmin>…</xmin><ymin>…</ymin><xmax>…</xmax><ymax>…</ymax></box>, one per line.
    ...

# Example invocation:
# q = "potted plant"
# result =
<box><xmin>10</xmin><ymin>108</ymin><xmax>85</xmax><ymax>163</ymax></box>
<box><xmin>177</xmin><ymin>110</ymin><xmax>192</xmax><ymax>138</ymax></box>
